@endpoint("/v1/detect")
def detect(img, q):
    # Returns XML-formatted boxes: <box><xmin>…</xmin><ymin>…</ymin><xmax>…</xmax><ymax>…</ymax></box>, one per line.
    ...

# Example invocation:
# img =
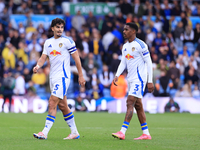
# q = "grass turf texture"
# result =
<box><xmin>0</xmin><ymin>112</ymin><xmax>199</xmax><ymax>150</ymax></box>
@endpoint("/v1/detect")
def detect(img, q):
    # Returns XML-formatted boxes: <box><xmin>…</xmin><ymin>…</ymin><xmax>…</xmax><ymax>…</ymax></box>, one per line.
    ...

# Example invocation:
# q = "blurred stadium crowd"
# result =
<box><xmin>0</xmin><ymin>0</ymin><xmax>200</xmax><ymax>107</ymax></box>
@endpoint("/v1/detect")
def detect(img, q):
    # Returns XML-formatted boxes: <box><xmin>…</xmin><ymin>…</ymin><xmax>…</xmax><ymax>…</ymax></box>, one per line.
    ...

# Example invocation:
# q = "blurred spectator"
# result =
<box><xmin>38</xmin><ymin>33</ymin><xmax>47</xmax><ymax>47</ymax></box>
<box><xmin>34</xmin><ymin>2</ymin><xmax>45</xmax><ymax>14</ymax></box>
<box><xmin>25</xmin><ymin>22</ymin><xmax>37</xmax><ymax>40</ymax></box>
<box><xmin>87</xmin><ymin>11</ymin><xmax>97</xmax><ymax>28</ymax></box>
<box><xmin>180</xmin><ymin>12</ymin><xmax>188</xmax><ymax>29</ymax></box>
<box><xmin>0</xmin><ymin>7</ymin><xmax>10</xmax><ymax>24</ymax></box>
<box><xmin>161</xmin><ymin>0</ymin><xmax>172</xmax><ymax>16</ymax></box>
<box><xmin>0</xmin><ymin>34</ymin><xmax>5</xmax><ymax>52</ymax></box>
<box><xmin>31</xmin><ymin>68</ymin><xmax>46</xmax><ymax>85</ymax></box>
<box><xmin>107</xmin><ymin>38</ymin><xmax>121</xmax><ymax>65</ymax></box>
<box><xmin>119</xmin><ymin>0</ymin><xmax>132</xmax><ymax>15</ymax></box>
<box><xmin>193</xmin><ymin>23</ymin><xmax>200</xmax><ymax>44</ymax></box>
<box><xmin>23</xmin><ymin>68</ymin><xmax>32</xmax><ymax>83</ymax></box>
<box><xmin>181</xmin><ymin>25</ymin><xmax>194</xmax><ymax>44</ymax></box>
<box><xmin>102</xmin><ymin>27</ymin><xmax>115</xmax><ymax>52</ymax></box>
<box><xmin>0</xmin><ymin>0</ymin><xmax>5</xmax><ymax>14</ymax></box>
<box><xmin>13</xmin><ymin>72</ymin><xmax>25</xmax><ymax>95</ymax></box>
<box><xmin>192</xmin><ymin>85</ymin><xmax>200</xmax><ymax>98</ymax></box>
<box><xmin>45</xmin><ymin>0</ymin><xmax>56</xmax><ymax>14</ymax></box>
<box><xmin>64</xmin><ymin>12</ymin><xmax>72</xmax><ymax>31</ymax></box>
<box><xmin>89</xmin><ymin>29</ymin><xmax>104</xmax><ymax>71</ymax></box>
<box><xmin>99</xmin><ymin>65</ymin><xmax>114</xmax><ymax>97</ymax></box>
<box><xmin>15</xmin><ymin>41</ymin><xmax>28</xmax><ymax>65</ymax></box>
<box><xmin>153</xmin><ymin>32</ymin><xmax>162</xmax><ymax>54</ymax></box>
<box><xmin>2</xmin><ymin>71</ymin><xmax>15</xmax><ymax>112</ymax></box>
<box><xmin>109</xmin><ymin>53</ymin><xmax>121</xmax><ymax>74</ymax></box>
<box><xmin>88</xmin><ymin>67</ymin><xmax>99</xmax><ymax>89</ymax></box>
<box><xmin>175</xmin><ymin>83</ymin><xmax>192</xmax><ymax>97</ymax></box>
<box><xmin>164</xmin><ymin>97</ymin><xmax>180</xmax><ymax>112</ymax></box>
<box><xmin>171</xmin><ymin>1</ymin><xmax>181</xmax><ymax>16</ymax></box>
<box><xmin>84</xmin><ymin>53</ymin><xmax>99</xmax><ymax>76</ymax></box>
<box><xmin>77</xmin><ymin>86</ymin><xmax>89</xmax><ymax>99</ymax></box>
<box><xmin>72</xmin><ymin>10</ymin><xmax>86</xmax><ymax>32</ymax></box>
<box><xmin>154</xmin><ymin>2</ymin><xmax>164</xmax><ymax>16</ymax></box>
<box><xmin>125</xmin><ymin>13</ymin><xmax>133</xmax><ymax>23</ymax></box>
<box><xmin>167</xmin><ymin>60</ymin><xmax>180</xmax><ymax>89</ymax></box>
<box><xmin>2</xmin><ymin>43</ymin><xmax>16</xmax><ymax>69</ymax></box>
<box><xmin>90</xmin><ymin>85</ymin><xmax>100</xmax><ymax>100</ymax></box>
<box><xmin>37</xmin><ymin>23</ymin><xmax>46</xmax><ymax>37</ymax></box>
<box><xmin>10</xmin><ymin>30</ymin><xmax>20</xmax><ymax>49</ymax></box>
<box><xmin>136</xmin><ymin>28</ymin><xmax>145</xmax><ymax>42</ymax></box>
<box><xmin>155</xmin><ymin>70</ymin><xmax>173</xmax><ymax>96</ymax></box>
<box><xmin>27</xmin><ymin>0</ymin><xmax>33</xmax><ymax>9</ymax></box>
<box><xmin>146</xmin><ymin>28</ymin><xmax>155</xmax><ymax>47</ymax></box>
<box><xmin>162</xmin><ymin>16</ymin><xmax>170</xmax><ymax>34</ymax></box>
<box><xmin>28</xmin><ymin>39</ymin><xmax>42</xmax><ymax>53</ymax></box>
<box><xmin>184</xmin><ymin>68</ymin><xmax>199</xmax><ymax>84</ymax></box>
<box><xmin>18</xmin><ymin>22</ymin><xmax>25</xmax><ymax>35</ymax></box>
<box><xmin>75</xmin><ymin>95</ymin><xmax>86</xmax><ymax>112</ymax></box>
<box><xmin>132</xmin><ymin>0</ymin><xmax>144</xmax><ymax>17</ymax></box>
<box><xmin>158</xmin><ymin>37</ymin><xmax>169</xmax><ymax>61</ymax></box>
<box><xmin>16</xmin><ymin>2</ymin><xmax>29</xmax><ymax>14</ymax></box>
<box><xmin>116</xmin><ymin>12</ymin><xmax>126</xmax><ymax>24</ymax></box>
<box><xmin>144</xmin><ymin>1</ymin><xmax>155</xmax><ymax>16</ymax></box>
<box><xmin>110</xmin><ymin>72</ymin><xmax>127</xmax><ymax>99</ymax></box>
<box><xmin>153</xmin><ymin>17</ymin><xmax>163</xmax><ymax>33</ymax></box>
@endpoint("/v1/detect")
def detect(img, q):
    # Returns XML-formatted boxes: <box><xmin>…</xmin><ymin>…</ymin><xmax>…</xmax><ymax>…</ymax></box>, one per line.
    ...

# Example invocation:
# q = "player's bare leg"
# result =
<box><xmin>33</xmin><ymin>95</ymin><xmax>59</xmax><ymax>139</ymax></box>
<box><xmin>58</xmin><ymin>96</ymin><xmax>80</xmax><ymax>140</ymax></box>
<box><xmin>134</xmin><ymin>99</ymin><xmax>151</xmax><ymax>140</ymax></box>
<box><xmin>112</xmin><ymin>95</ymin><xmax>137</xmax><ymax>140</ymax></box>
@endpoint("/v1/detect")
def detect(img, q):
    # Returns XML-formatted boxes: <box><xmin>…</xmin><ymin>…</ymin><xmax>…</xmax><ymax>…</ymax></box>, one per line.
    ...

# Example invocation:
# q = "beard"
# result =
<box><xmin>56</xmin><ymin>34</ymin><xmax>62</xmax><ymax>37</ymax></box>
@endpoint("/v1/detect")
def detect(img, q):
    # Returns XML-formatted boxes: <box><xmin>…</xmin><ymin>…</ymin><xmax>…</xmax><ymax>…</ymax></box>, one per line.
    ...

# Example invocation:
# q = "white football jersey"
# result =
<box><xmin>121</xmin><ymin>38</ymin><xmax>150</xmax><ymax>82</ymax></box>
<box><xmin>43</xmin><ymin>36</ymin><xmax>77</xmax><ymax>79</ymax></box>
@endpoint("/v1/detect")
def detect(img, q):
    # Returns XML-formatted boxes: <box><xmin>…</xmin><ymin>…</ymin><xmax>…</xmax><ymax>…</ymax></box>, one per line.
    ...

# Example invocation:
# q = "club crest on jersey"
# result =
<box><xmin>59</xmin><ymin>43</ymin><xmax>63</xmax><ymax>48</ymax></box>
<box><xmin>50</xmin><ymin>50</ymin><xmax>61</xmax><ymax>56</ymax></box>
<box><xmin>132</xmin><ymin>47</ymin><xmax>135</xmax><ymax>51</ymax></box>
<box><xmin>125</xmin><ymin>54</ymin><xmax>134</xmax><ymax>60</ymax></box>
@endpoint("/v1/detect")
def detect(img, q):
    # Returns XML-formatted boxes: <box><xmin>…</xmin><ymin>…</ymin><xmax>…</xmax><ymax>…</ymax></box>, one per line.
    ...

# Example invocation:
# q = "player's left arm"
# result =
<box><xmin>71</xmin><ymin>51</ymin><xmax>85</xmax><ymax>86</ymax></box>
<box><xmin>140</xmin><ymin>45</ymin><xmax>154</xmax><ymax>93</ymax></box>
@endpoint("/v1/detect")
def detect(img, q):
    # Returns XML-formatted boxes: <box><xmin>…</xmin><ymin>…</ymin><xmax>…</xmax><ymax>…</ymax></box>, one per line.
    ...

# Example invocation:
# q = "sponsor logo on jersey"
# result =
<box><xmin>125</xmin><ymin>54</ymin><xmax>134</xmax><ymax>60</ymax></box>
<box><xmin>132</xmin><ymin>47</ymin><xmax>135</xmax><ymax>51</ymax></box>
<box><xmin>50</xmin><ymin>50</ymin><xmax>61</xmax><ymax>56</ymax></box>
<box><xmin>59</xmin><ymin>43</ymin><xmax>63</xmax><ymax>48</ymax></box>
<box><xmin>48</xmin><ymin>44</ymin><xmax>52</xmax><ymax>48</ymax></box>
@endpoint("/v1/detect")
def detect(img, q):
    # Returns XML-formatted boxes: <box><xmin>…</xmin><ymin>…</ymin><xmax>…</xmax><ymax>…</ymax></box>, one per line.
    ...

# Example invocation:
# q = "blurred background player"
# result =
<box><xmin>33</xmin><ymin>18</ymin><xmax>85</xmax><ymax>140</ymax></box>
<box><xmin>112</xmin><ymin>22</ymin><xmax>154</xmax><ymax>140</ymax></box>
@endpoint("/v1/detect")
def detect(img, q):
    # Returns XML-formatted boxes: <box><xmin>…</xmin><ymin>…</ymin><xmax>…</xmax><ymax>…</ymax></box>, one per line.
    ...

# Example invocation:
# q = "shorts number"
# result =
<box><xmin>132</xmin><ymin>84</ymin><xmax>139</xmax><ymax>94</ymax></box>
<box><xmin>53</xmin><ymin>84</ymin><xmax>59</xmax><ymax>94</ymax></box>
<box><xmin>54</xmin><ymin>84</ymin><xmax>59</xmax><ymax>90</ymax></box>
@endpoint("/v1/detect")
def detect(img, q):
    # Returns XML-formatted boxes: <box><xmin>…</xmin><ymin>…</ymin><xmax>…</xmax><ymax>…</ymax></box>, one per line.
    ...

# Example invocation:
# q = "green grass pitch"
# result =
<box><xmin>0</xmin><ymin>112</ymin><xmax>199</xmax><ymax>150</ymax></box>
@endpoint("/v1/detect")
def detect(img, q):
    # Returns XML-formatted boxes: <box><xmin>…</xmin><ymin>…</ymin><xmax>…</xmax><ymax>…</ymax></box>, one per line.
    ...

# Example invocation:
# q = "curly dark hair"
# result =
<box><xmin>50</xmin><ymin>18</ymin><xmax>65</xmax><ymax>27</ymax></box>
<box><xmin>126</xmin><ymin>22</ymin><xmax>138</xmax><ymax>32</ymax></box>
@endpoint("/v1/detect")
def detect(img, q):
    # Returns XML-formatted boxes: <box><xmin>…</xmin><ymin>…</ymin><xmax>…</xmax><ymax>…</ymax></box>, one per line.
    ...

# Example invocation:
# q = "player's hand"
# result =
<box><xmin>113</xmin><ymin>76</ymin><xmax>118</xmax><ymax>86</ymax></box>
<box><xmin>33</xmin><ymin>65</ymin><xmax>40</xmax><ymax>73</ymax></box>
<box><xmin>79</xmin><ymin>75</ymin><xmax>85</xmax><ymax>87</ymax></box>
<box><xmin>147</xmin><ymin>83</ymin><xmax>154</xmax><ymax>93</ymax></box>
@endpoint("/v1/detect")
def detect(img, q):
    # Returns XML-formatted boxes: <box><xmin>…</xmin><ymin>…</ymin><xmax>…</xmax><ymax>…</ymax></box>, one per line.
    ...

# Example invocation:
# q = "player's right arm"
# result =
<box><xmin>113</xmin><ymin>47</ymin><xmax>126</xmax><ymax>86</ymax></box>
<box><xmin>33</xmin><ymin>41</ymin><xmax>48</xmax><ymax>73</ymax></box>
<box><xmin>33</xmin><ymin>54</ymin><xmax>47</xmax><ymax>73</ymax></box>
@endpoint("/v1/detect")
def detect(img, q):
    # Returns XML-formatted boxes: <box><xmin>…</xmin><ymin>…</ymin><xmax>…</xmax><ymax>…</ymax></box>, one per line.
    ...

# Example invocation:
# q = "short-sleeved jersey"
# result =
<box><xmin>122</xmin><ymin>38</ymin><xmax>150</xmax><ymax>83</ymax></box>
<box><xmin>43</xmin><ymin>36</ymin><xmax>77</xmax><ymax>79</ymax></box>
